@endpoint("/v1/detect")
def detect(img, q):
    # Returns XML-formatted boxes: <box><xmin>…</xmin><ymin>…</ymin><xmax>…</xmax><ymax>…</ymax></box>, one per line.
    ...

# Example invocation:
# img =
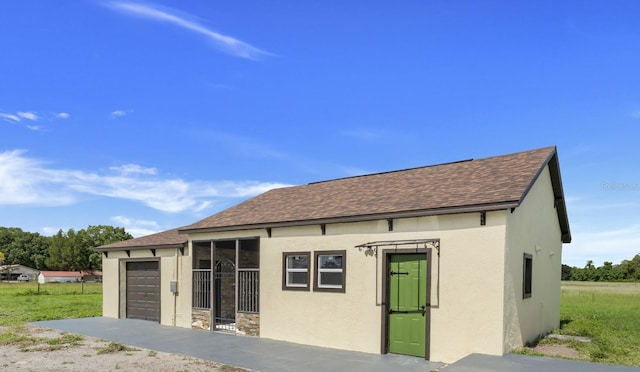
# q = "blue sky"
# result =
<box><xmin>1</xmin><ymin>1</ymin><xmax>638</xmax><ymax>267</ymax></box>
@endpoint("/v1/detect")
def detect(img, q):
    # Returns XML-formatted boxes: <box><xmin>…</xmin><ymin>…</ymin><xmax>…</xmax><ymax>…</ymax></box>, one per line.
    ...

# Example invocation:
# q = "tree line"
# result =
<box><xmin>0</xmin><ymin>225</ymin><xmax>132</xmax><ymax>271</ymax></box>
<box><xmin>562</xmin><ymin>254</ymin><xmax>640</xmax><ymax>282</ymax></box>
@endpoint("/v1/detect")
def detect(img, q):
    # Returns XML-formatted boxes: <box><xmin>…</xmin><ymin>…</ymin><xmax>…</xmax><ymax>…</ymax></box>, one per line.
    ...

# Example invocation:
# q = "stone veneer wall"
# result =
<box><xmin>237</xmin><ymin>313</ymin><xmax>260</xmax><ymax>336</ymax></box>
<box><xmin>192</xmin><ymin>308</ymin><xmax>211</xmax><ymax>330</ymax></box>
<box><xmin>193</xmin><ymin>309</ymin><xmax>259</xmax><ymax>336</ymax></box>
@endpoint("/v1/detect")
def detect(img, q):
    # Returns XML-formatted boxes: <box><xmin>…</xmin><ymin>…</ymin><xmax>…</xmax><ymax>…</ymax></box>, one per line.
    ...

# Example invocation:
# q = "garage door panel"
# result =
<box><xmin>126</xmin><ymin>261</ymin><xmax>160</xmax><ymax>322</ymax></box>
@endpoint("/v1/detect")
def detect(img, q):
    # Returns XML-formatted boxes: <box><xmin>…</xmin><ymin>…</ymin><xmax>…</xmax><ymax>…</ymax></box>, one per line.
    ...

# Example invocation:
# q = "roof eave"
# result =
<box><xmin>548</xmin><ymin>152</ymin><xmax>572</xmax><ymax>243</ymax></box>
<box><xmin>517</xmin><ymin>147</ymin><xmax>571</xmax><ymax>243</ymax></box>
<box><xmin>93</xmin><ymin>242</ymin><xmax>186</xmax><ymax>252</ymax></box>
<box><xmin>179</xmin><ymin>201</ymin><xmax>520</xmax><ymax>235</ymax></box>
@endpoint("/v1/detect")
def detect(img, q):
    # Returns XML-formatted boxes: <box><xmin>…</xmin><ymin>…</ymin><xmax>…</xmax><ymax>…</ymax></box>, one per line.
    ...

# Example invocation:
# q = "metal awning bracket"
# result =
<box><xmin>354</xmin><ymin>239</ymin><xmax>439</xmax><ymax>254</ymax></box>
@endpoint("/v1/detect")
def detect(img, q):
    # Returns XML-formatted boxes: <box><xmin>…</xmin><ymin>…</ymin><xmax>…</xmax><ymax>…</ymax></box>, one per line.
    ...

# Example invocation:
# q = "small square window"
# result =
<box><xmin>314</xmin><ymin>250</ymin><xmax>346</xmax><ymax>293</ymax></box>
<box><xmin>283</xmin><ymin>252</ymin><xmax>310</xmax><ymax>291</ymax></box>
<box><xmin>523</xmin><ymin>253</ymin><xmax>533</xmax><ymax>299</ymax></box>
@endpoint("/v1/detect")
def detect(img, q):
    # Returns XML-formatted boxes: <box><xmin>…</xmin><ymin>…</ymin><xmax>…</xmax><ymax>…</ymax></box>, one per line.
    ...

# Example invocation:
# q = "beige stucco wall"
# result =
<box><xmin>413</xmin><ymin>213</ymin><xmax>507</xmax><ymax>363</ymax></box>
<box><xmin>503</xmin><ymin>165</ymin><xmax>563</xmax><ymax>351</ymax></box>
<box><xmin>252</xmin><ymin>212</ymin><xmax>506</xmax><ymax>364</ymax></box>
<box><xmin>102</xmin><ymin>255</ymin><xmax>120</xmax><ymax>318</ymax></box>
<box><xmin>182</xmin><ymin>215</ymin><xmax>508</xmax><ymax>363</ymax></box>
<box><xmin>100</xmin><ymin>247</ymin><xmax>192</xmax><ymax>328</ymax></box>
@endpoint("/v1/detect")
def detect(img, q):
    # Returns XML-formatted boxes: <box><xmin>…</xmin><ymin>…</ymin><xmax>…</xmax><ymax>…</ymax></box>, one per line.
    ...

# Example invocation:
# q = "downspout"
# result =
<box><xmin>173</xmin><ymin>247</ymin><xmax>179</xmax><ymax>327</ymax></box>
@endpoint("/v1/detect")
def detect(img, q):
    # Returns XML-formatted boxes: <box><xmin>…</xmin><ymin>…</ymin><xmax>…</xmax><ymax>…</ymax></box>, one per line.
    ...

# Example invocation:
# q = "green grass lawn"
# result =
<box><xmin>0</xmin><ymin>282</ymin><xmax>102</xmax><ymax>327</ymax></box>
<box><xmin>537</xmin><ymin>281</ymin><xmax>640</xmax><ymax>366</ymax></box>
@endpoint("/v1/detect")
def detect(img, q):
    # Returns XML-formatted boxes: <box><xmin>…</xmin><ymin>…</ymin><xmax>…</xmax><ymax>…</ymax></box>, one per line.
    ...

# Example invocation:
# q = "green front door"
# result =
<box><xmin>388</xmin><ymin>254</ymin><xmax>427</xmax><ymax>358</ymax></box>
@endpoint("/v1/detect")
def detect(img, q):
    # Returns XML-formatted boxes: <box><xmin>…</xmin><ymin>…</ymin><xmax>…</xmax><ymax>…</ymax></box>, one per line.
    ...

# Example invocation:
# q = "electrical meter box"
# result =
<box><xmin>170</xmin><ymin>280</ymin><xmax>178</xmax><ymax>294</ymax></box>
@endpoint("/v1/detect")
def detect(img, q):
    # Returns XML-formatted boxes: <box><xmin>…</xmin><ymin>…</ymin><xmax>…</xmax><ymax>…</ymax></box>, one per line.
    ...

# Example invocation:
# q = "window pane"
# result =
<box><xmin>289</xmin><ymin>272</ymin><xmax>308</xmax><ymax>285</ymax></box>
<box><xmin>288</xmin><ymin>255</ymin><xmax>308</xmax><ymax>269</ymax></box>
<box><xmin>319</xmin><ymin>255</ymin><xmax>342</xmax><ymax>269</ymax></box>
<box><xmin>319</xmin><ymin>272</ymin><xmax>342</xmax><ymax>286</ymax></box>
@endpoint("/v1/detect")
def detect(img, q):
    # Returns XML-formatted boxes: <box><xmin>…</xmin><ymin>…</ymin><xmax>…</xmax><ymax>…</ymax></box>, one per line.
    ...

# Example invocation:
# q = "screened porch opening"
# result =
<box><xmin>192</xmin><ymin>238</ymin><xmax>260</xmax><ymax>336</ymax></box>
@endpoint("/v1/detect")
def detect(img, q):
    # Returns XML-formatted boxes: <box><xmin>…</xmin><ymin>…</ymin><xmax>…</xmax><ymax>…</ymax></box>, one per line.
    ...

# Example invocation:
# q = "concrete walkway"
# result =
<box><xmin>33</xmin><ymin>317</ymin><xmax>640</xmax><ymax>372</ymax></box>
<box><xmin>33</xmin><ymin>317</ymin><xmax>442</xmax><ymax>371</ymax></box>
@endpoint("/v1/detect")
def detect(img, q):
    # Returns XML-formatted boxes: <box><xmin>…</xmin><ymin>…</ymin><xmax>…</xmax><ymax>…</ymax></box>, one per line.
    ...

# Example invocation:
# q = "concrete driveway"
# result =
<box><xmin>34</xmin><ymin>317</ymin><xmax>639</xmax><ymax>372</ymax></box>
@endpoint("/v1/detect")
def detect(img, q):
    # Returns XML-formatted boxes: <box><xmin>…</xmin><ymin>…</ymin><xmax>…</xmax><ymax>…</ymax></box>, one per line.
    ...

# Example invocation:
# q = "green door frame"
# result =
<box><xmin>381</xmin><ymin>247</ymin><xmax>432</xmax><ymax>360</ymax></box>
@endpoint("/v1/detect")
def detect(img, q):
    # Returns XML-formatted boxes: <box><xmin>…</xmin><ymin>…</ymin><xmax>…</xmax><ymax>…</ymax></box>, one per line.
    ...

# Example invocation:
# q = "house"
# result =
<box><xmin>80</xmin><ymin>270</ymin><xmax>103</xmax><ymax>282</ymax></box>
<box><xmin>95</xmin><ymin>146</ymin><xmax>570</xmax><ymax>363</ymax></box>
<box><xmin>0</xmin><ymin>264</ymin><xmax>40</xmax><ymax>281</ymax></box>
<box><xmin>38</xmin><ymin>271</ymin><xmax>83</xmax><ymax>283</ymax></box>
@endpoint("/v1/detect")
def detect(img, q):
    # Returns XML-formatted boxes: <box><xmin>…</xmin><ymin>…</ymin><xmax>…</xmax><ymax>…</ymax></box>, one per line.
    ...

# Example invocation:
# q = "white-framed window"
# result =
<box><xmin>283</xmin><ymin>252</ymin><xmax>310</xmax><ymax>291</ymax></box>
<box><xmin>314</xmin><ymin>250</ymin><xmax>346</xmax><ymax>293</ymax></box>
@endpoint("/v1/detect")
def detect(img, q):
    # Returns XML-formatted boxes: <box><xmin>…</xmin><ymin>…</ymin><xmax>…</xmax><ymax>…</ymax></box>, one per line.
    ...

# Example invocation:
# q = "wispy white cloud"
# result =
<box><xmin>567</xmin><ymin>224</ymin><xmax>640</xmax><ymax>267</ymax></box>
<box><xmin>0</xmin><ymin>150</ymin><xmax>76</xmax><ymax>205</ymax></box>
<box><xmin>111</xmin><ymin>215</ymin><xmax>161</xmax><ymax>237</ymax></box>
<box><xmin>110</xmin><ymin>164</ymin><xmax>158</xmax><ymax>175</ymax></box>
<box><xmin>566</xmin><ymin>195</ymin><xmax>640</xmax><ymax>212</ymax></box>
<box><xmin>0</xmin><ymin>149</ymin><xmax>290</xmax><ymax>213</ymax></box>
<box><xmin>105</xmin><ymin>1</ymin><xmax>271</xmax><ymax>60</ymax></box>
<box><xmin>41</xmin><ymin>226</ymin><xmax>67</xmax><ymax>236</ymax></box>
<box><xmin>2</xmin><ymin>111</ymin><xmax>70</xmax><ymax>124</ymax></box>
<box><xmin>564</xmin><ymin>193</ymin><xmax>640</xmax><ymax>266</ymax></box>
<box><xmin>110</xmin><ymin>110</ymin><xmax>128</xmax><ymax>119</ymax></box>
<box><xmin>17</xmin><ymin>112</ymin><xmax>38</xmax><ymax>121</ymax></box>
<box><xmin>0</xmin><ymin>113</ymin><xmax>21</xmax><ymax>122</ymax></box>
<box><xmin>26</xmin><ymin>125</ymin><xmax>43</xmax><ymax>132</ymax></box>
<box><xmin>1</xmin><ymin>111</ymin><xmax>38</xmax><ymax>122</ymax></box>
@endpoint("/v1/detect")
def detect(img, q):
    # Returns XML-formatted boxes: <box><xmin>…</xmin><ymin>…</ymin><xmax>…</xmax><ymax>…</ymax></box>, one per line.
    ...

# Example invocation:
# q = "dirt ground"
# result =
<box><xmin>0</xmin><ymin>325</ymin><xmax>248</xmax><ymax>371</ymax></box>
<box><xmin>523</xmin><ymin>343</ymin><xmax>583</xmax><ymax>359</ymax></box>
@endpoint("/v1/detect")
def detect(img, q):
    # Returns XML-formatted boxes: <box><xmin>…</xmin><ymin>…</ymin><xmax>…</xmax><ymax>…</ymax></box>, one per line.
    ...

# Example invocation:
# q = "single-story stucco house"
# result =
<box><xmin>95</xmin><ymin>146</ymin><xmax>570</xmax><ymax>364</ymax></box>
<box><xmin>38</xmin><ymin>271</ymin><xmax>83</xmax><ymax>283</ymax></box>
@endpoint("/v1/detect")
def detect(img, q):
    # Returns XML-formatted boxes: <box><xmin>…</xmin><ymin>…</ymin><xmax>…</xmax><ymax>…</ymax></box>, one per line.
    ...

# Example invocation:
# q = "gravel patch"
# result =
<box><xmin>0</xmin><ymin>325</ymin><xmax>248</xmax><ymax>371</ymax></box>
<box><xmin>526</xmin><ymin>343</ymin><xmax>583</xmax><ymax>359</ymax></box>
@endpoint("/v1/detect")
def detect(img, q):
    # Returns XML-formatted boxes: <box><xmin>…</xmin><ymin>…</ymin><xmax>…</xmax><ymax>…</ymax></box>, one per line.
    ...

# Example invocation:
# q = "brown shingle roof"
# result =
<box><xmin>94</xmin><ymin>228</ymin><xmax>187</xmax><ymax>251</ymax></box>
<box><xmin>180</xmin><ymin>146</ymin><xmax>570</xmax><ymax>242</ymax></box>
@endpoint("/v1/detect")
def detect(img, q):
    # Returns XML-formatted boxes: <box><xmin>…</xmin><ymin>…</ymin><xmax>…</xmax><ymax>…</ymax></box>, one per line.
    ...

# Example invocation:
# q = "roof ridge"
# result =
<box><xmin>308</xmin><ymin>158</ymin><xmax>474</xmax><ymax>185</ymax></box>
<box><xmin>308</xmin><ymin>146</ymin><xmax>556</xmax><ymax>186</ymax></box>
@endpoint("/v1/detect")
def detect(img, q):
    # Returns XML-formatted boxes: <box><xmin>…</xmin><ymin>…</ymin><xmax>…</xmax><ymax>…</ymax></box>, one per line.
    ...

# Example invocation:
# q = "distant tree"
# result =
<box><xmin>561</xmin><ymin>264</ymin><xmax>573</xmax><ymax>280</ymax></box>
<box><xmin>7</xmin><ymin>232</ymin><xmax>49</xmax><ymax>270</ymax></box>
<box><xmin>569</xmin><ymin>267</ymin><xmax>586</xmax><ymax>281</ymax></box>
<box><xmin>619</xmin><ymin>254</ymin><xmax>640</xmax><ymax>281</ymax></box>
<box><xmin>597</xmin><ymin>261</ymin><xmax>623</xmax><ymax>281</ymax></box>
<box><xmin>82</xmin><ymin>225</ymin><xmax>133</xmax><ymax>270</ymax></box>
<box><xmin>45</xmin><ymin>229</ymin><xmax>68</xmax><ymax>270</ymax></box>
<box><xmin>0</xmin><ymin>227</ymin><xmax>50</xmax><ymax>270</ymax></box>
<box><xmin>563</xmin><ymin>253</ymin><xmax>640</xmax><ymax>282</ymax></box>
<box><xmin>45</xmin><ymin>225</ymin><xmax>132</xmax><ymax>271</ymax></box>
